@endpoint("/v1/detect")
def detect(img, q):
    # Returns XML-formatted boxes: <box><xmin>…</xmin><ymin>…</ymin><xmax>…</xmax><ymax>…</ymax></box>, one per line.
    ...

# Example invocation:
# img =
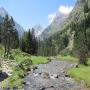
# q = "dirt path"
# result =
<box><xmin>24</xmin><ymin>60</ymin><xmax>80</xmax><ymax>90</ymax></box>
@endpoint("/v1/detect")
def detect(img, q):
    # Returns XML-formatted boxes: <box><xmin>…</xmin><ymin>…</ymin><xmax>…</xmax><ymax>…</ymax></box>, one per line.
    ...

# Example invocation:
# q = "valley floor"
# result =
<box><xmin>0</xmin><ymin>57</ymin><xmax>90</xmax><ymax>90</ymax></box>
<box><xmin>0</xmin><ymin>48</ymin><xmax>90</xmax><ymax>90</ymax></box>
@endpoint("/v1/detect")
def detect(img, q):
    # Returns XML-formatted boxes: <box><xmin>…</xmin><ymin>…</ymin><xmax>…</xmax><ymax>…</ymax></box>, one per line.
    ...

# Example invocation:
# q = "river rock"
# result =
<box><xmin>50</xmin><ymin>74</ymin><xmax>58</xmax><ymax>79</ymax></box>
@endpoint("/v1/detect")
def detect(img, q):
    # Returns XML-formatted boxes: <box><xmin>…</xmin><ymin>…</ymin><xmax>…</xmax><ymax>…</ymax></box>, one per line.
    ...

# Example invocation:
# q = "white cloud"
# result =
<box><xmin>59</xmin><ymin>5</ymin><xmax>73</xmax><ymax>15</ymax></box>
<box><xmin>48</xmin><ymin>13</ymin><xmax>56</xmax><ymax>24</ymax></box>
<box><xmin>48</xmin><ymin>5</ymin><xmax>73</xmax><ymax>24</ymax></box>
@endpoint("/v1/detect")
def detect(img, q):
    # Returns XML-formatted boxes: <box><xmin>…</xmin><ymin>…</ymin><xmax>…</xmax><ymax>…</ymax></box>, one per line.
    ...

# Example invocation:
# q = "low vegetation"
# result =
<box><xmin>31</xmin><ymin>56</ymin><xmax>48</xmax><ymax>64</ymax></box>
<box><xmin>68</xmin><ymin>59</ymin><xmax>90</xmax><ymax>87</ymax></box>
<box><xmin>68</xmin><ymin>65</ymin><xmax>90</xmax><ymax>87</ymax></box>
<box><xmin>56</xmin><ymin>55</ymin><xmax>78</xmax><ymax>62</ymax></box>
<box><xmin>0</xmin><ymin>48</ymin><xmax>48</xmax><ymax>89</ymax></box>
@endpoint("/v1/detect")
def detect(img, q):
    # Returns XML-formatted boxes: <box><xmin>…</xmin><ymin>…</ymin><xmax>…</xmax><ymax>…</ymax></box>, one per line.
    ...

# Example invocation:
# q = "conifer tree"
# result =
<box><xmin>1</xmin><ymin>15</ymin><xmax>19</xmax><ymax>58</ymax></box>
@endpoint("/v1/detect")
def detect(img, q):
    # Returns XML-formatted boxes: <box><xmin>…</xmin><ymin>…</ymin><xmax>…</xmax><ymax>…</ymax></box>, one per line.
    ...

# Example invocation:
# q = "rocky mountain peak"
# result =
<box><xmin>0</xmin><ymin>7</ymin><xmax>8</xmax><ymax>17</ymax></box>
<box><xmin>33</xmin><ymin>24</ymin><xmax>44</xmax><ymax>37</ymax></box>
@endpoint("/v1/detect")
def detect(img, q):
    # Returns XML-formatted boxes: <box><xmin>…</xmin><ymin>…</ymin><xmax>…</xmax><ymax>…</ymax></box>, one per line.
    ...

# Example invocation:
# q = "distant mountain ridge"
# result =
<box><xmin>0</xmin><ymin>7</ymin><xmax>25</xmax><ymax>38</ymax></box>
<box><xmin>32</xmin><ymin>25</ymin><xmax>44</xmax><ymax>37</ymax></box>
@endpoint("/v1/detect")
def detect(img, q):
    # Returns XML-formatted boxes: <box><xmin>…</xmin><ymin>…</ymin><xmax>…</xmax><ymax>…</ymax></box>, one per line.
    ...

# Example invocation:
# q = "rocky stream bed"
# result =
<box><xmin>23</xmin><ymin>60</ymin><xmax>80</xmax><ymax>90</ymax></box>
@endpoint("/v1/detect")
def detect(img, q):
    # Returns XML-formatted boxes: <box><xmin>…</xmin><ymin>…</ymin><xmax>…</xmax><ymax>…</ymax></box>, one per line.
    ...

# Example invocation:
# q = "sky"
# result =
<box><xmin>0</xmin><ymin>0</ymin><xmax>76</xmax><ymax>30</ymax></box>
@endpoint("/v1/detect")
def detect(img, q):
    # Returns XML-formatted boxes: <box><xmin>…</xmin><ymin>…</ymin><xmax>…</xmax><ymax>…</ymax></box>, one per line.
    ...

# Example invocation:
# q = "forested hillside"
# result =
<box><xmin>38</xmin><ymin>0</ymin><xmax>90</xmax><ymax>64</ymax></box>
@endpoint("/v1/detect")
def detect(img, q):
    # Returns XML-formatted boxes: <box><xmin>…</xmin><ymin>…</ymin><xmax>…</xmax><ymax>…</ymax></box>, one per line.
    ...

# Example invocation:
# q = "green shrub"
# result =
<box><xmin>17</xmin><ymin>57</ymin><xmax>32</xmax><ymax>71</ymax></box>
<box><xmin>9</xmin><ymin>54</ymin><xmax>15</xmax><ymax>60</ymax></box>
<box><xmin>0</xmin><ymin>68</ymin><xmax>2</xmax><ymax>73</ymax></box>
<box><xmin>4</xmin><ymin>58</ymin><xmax>32</xmax><ymax>88</ymax></box>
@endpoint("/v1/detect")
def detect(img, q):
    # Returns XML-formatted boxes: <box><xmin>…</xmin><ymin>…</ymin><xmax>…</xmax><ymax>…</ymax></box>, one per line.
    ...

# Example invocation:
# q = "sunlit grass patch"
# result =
<box><xmin>56</xmin><ymin>55</ymin><xmax>78</xmax><ymax>62</ymax></box>
<box><xmin>68</xmin><ymin>65</ymin><xmax>90</xmax><ymax>87</ymax></box>
<box><xmin>31</xmin><ymin>56</ymin><xmax>48</xmax><ymax>64</ymax></box>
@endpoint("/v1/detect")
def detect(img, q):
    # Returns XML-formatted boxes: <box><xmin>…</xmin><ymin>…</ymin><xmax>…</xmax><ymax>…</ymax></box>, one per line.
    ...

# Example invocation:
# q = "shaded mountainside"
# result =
<box><xmin>0</xmin><ymin>8</ymin><xmax>24</xmax><ymax>38</ymax></box>
<box><xmin>60</xmin><ymin>0</ymin><xmax>90</xmax><ymax>51</ymax></box>
<box><xmin>38</xmin><ymin>0</ymin><xmax>90</xmax><ymax>56</ymax></box>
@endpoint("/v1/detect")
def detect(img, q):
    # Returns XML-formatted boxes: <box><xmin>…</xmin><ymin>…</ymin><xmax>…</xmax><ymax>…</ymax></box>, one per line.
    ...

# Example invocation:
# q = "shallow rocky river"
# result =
<box><xmin>24</xmin><ymin>60</ymin><xmax>80</xmax><ymax>90</ymax></box>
